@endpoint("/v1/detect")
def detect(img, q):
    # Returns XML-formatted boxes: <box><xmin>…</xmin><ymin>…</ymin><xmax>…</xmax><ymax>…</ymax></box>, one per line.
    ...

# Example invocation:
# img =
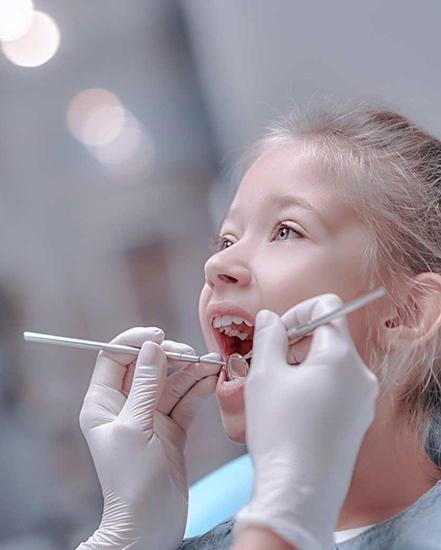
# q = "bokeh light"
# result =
<box><xmin>67</xmin><ymin>89</ymin><xmax>155</xmax><ymax>181</ymax></box>
<box><xmin>90</xmin><ymin>114</ymin><xmax>155</xmax><ymax>181</ymax></box>
<box><xmin>100</xmin><ymin>137</ymin><xmax>155</xmax><ymax>180</ymax></box>
<box><xmin>67</xmin><ymin>88</ymin><xmax>126</xmax><ymax>147</ymax></box>
<box><xmin>0</xmin><ymin>0</ymin><xmax>34</xmax><ymax>42</ymax></box>
<box><xmin>93</xmin><ymin>114</ymin><xmax>142</xmax><ymax>164</ymax></box>
<box><xmin>1</xmin><ymin>11</ymin><xmax>60</xmax><ymax>67</ymax></box>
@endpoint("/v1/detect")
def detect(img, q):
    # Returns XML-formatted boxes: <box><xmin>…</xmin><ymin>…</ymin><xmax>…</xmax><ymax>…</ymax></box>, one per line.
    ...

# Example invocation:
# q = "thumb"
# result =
<box><xmin>121</xmin><ymin>340</ymin><xmax>167</xmax><ymax>433</ymax></box>
<box><xmin>250</xmin><ymin>309</ymin><xmax>288</xmax><ymax>377</ymax></box>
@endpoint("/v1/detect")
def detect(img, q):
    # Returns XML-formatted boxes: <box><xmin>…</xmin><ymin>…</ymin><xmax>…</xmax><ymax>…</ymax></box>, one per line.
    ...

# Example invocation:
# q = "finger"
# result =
<box><xmin>160</xmin><ymin>340</ymin><xmax>196</xmax><ymax>369</ymax></box>
<box><xmin>121</xmin><ymin>335</ymin><xmax>189</xmax><ymax>398</ymax></box>
<box><xmin>90</xmin><ymin>326</ymin><xmax>165</xmax><ymax>392</ymax></box>
<box><xmin>250</xmin><ymin>309</ymin><xmax>288</xmax><ymax>377</ymax></box>
<box><xmin>118</xmin><ymin>340</ymin><xmax>197</xmax><ymax>399</ymax></box>
<box><xmin>286</xmin><ymin>294</ymin><xmax>355</xmax><ymax>366</ymax></box>
<box><xmin>157</xmin><ymin>352</ymin><xmax>222</xmax><ymax>416</ymax></box>
<box><xmin>287</xmin><ymin>335</ymin><xmax>312</xmax><ymax>365</ymax></box>
<box><xmin>280</xmin><ymin>293</ymin><xmax>343</xmax><ymax>332</ymax></box>
<box><xmin>121</xmin><ymin>341</ymin><xmax>168</xmax><ymax>433</ymax></box>
<box><xmin>81</xmin><ymin>327</ymin><xmax>165</xmax><ymax>427</ymax></box>
<box><xmin>170</xmin><ymin>375</ymin><xmax>218</xmax><ymax>432</ymax></box>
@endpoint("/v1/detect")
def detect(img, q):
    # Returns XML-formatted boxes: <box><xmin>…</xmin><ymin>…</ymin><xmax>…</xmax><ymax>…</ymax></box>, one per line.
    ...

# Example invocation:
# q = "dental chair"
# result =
<box><xmin>184</xmin><ymin>453</ymin><xmax>253</xmax><ymax>538</ymax></box>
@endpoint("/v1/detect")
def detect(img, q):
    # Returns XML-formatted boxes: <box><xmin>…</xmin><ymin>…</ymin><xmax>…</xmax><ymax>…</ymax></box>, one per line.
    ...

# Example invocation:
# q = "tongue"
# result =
<box><xmin>220</xmin><ymin>323</ymin><xmax>254</xmax><ymax>357</ymax></box>
<box><xmin>237</xmin><ymin>339</ymin><xmax>253</xmax><ymax>356</ymax></box>
<box><xmin>226</xmin><ymin>334</ymin><xmax>253</xmax><ymax>356</ymax></box>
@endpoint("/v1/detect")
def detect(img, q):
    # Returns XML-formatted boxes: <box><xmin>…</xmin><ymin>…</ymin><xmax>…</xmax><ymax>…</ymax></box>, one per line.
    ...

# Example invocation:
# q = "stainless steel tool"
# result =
<box><xmin>23</xmin><ymin>287</ymin><xmax>387</xmax><ymax>381</ymax></box>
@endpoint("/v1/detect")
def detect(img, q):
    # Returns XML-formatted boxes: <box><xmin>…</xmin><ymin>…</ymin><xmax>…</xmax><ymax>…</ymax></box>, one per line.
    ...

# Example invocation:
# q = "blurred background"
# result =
<box><xmin>1</xmin><ymin>0</ymin><xmax>441</xmax><ymax>548</ymax></box>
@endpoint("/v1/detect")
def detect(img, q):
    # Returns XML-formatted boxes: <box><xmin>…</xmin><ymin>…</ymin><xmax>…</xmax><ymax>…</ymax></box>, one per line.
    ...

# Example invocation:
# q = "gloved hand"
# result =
<box><xmin>76</xmin><ymin>327</ymin><xmax>222</xmax><ymax>550</ymax></box>
<box><xmin>234</xmin><ymin>294</ymin><xmax>380</xmax><ymax>550</ymax></box>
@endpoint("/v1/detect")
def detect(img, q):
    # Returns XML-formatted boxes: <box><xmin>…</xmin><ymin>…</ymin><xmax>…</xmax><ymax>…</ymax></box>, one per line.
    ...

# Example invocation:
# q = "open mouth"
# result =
<box><xmin>211</xmin><ymin>316</ymin><xmax>254</xmax><ymax>361</ymax></box>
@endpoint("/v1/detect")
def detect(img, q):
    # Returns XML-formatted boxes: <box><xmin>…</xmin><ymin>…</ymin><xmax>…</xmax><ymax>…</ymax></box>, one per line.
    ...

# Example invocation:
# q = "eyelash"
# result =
<box><xmin>209</xmin><ymin>222</ymin><xmax>304</xmax><ymax>253</ymax></box>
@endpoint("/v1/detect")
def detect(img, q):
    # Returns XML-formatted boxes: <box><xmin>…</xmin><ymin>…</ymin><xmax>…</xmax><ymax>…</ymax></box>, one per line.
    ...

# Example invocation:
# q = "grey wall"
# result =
<box><xmin>182</xmin><ymin>0</ymin><xmax>441</xmax><ymax>165</ymax></box>
<box><xmin>2</xmin><ymin>0</ymin><xmax>441</xmax><ymax>548</ymax></box>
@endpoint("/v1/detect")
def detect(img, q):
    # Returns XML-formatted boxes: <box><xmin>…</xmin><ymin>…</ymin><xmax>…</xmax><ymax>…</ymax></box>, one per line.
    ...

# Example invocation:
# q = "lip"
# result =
<box><xmin>207</xmin><ymin>302</ymin><xmax>255</xmax><ymax>327</ymax></box>
<box><xmin>216</xmin><ymin>365</ymin><xmax>246</xmax><ymax>400</ymax></box>
<box><xmin>206</xmin><ymin>302</ymin><xmax>255</xmax><ymax>359</ymax></box>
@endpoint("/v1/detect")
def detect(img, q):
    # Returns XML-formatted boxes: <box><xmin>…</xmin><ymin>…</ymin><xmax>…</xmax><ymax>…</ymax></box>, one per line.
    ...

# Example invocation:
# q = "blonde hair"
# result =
<box><xmin>234</xmin><ymin>99</ymin><xmax>441</xmax><ymax>472</ymax></box>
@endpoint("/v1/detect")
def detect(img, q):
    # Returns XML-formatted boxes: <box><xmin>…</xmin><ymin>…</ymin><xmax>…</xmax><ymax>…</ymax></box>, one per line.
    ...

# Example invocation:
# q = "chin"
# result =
<box><xmin>218</xmin><ymin>406</ymin><xmax>247</xmax><ymax>444</ymax></box>
<box><xmin>228</xmin><ymin>431</ymin><xmax>246</xmax><ymax>444</ymax></box>
<box><xmin>225</xmin><ymin>425</ymin><xmax>247</xmax><ymax>444</ymax></box>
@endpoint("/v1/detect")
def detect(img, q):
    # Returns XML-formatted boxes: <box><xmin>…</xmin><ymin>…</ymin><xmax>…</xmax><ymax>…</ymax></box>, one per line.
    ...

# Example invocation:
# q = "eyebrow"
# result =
<box><xmin>219</xmin><ymin>192</ymin><xmax>327</xmax><ymax>231</ymax></box>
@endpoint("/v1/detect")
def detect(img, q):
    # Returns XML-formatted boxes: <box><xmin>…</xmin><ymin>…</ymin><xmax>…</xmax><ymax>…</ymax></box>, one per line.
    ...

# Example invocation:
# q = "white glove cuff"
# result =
<box><xmin>234</xmin><ymin>504</ymin><xmax>330</xmax><ymax>550</ymax></box>
<box><xmin>232</xmin><ymin>459</ymin><xmax>336</xmax><ymax>550</ymax></box>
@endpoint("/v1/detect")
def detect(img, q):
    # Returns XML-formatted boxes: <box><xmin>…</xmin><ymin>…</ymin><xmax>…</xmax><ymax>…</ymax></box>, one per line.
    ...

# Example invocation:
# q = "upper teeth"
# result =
<box><xmin>212</xmin><ymin>315</ymin><xmax>253</xmax><ymax>329</ymax></box>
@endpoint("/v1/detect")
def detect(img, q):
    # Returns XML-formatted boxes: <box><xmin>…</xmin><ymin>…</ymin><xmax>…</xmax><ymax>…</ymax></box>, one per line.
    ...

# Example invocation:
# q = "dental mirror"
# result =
<box><xmin>226</xmin><ymin>352</ymin><xmax>250</xmax><ymax>381</ymax></box>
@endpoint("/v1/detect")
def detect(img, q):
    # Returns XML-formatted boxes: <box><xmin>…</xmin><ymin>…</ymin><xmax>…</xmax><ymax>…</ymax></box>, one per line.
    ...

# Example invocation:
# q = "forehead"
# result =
<box><xmin>221</xmin><ymin>146</ymin><xmax>349</xmax><ymax>231</ymax></box>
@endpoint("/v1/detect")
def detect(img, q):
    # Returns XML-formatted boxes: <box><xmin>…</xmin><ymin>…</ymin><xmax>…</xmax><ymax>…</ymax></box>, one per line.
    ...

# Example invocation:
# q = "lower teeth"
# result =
<box><xmin>223</xmin><ymin>376</ymin><xmax>246</xmax><ymax>386</ymax></box>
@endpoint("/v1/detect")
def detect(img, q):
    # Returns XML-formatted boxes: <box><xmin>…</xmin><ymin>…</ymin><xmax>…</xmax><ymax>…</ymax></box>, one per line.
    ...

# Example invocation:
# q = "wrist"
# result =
<box><xmin>232</xmin><ymin>525</ymin><xmax>300</xmax><ymax>550</ymax></box>
<box><xmin>75</xmin><ymin>526</ymin><xmax>143</xmax><ymax>550</ymax></box>
<box><xmin>234</xmin><ymin>455</ymin><xmax>337</xmax><ymax>550</ymax></box>
<box><xmin>235</xmin><ymin>500</ymin><xmax>333</xmax><ymax>550</ymax></box>
<box><xmin>78</xmin><ymin>488</ymin><xmax>188</xmax><ymax>550</ymax></box>
<box><xmin>252</xmin><ymin>449</ymin><xmax>351</xmax><ymax>522</ymax></box>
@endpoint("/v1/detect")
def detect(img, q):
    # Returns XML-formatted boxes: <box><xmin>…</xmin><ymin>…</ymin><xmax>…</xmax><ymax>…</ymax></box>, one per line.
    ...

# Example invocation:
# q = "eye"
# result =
<box><xmin>209</xmin><ymin>222</ymin><xmax>304</xmax><ymax>253</ymax></box>
<box><xmin>273</xmin><ymin>222</ymin><xmax>303</xmax><ymax>242</ymax></box>
<box><xmin>218</xmin><ymin>237</ymin><xmax>233</xmax><ymax>251</ymax></box>
<box><xmin>209</xmin><ymin>233</ymin><xmax>233</xmax><ymax>252</ymax></box>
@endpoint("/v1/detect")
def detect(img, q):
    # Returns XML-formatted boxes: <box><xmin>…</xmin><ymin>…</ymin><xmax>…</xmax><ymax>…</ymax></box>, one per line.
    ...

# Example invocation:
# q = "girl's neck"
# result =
<box><xmin>337</xmin><ymin>396</ymin><xmax>441</xmax><ymax>530</ymax></box>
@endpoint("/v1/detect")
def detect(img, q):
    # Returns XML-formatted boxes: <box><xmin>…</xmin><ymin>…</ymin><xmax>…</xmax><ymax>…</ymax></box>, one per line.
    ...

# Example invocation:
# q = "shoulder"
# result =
<box><xmin>178</xmin><ymin>517</ymin><xmax>235</xmax><ymax>550</ymax></box>
<box><xmin>338</xmin><ymin>481</ymin><xmax>441</xmax><ymax>549</ymax></box>
<box><xmin>393</xmin><ymin>480</ymin><xmax>441</xmax><ymax>546</ymax></box>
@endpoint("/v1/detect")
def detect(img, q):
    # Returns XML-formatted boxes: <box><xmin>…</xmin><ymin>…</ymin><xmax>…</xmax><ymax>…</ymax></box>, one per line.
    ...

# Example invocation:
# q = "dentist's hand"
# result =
<box><xmin>234</xmin><ymin>294</ymin><xmax>380</xmax><ymax>550</ymax></box>
<box><xmin>76</xmin><ymin>327</ymin><xmax>222</xmax><ymax>550</ymax></box>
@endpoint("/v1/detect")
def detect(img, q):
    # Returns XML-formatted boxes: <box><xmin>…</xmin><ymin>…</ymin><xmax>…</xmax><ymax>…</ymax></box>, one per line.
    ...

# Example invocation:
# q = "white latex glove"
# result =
<box><xmin>76</xmin><ymin>327</ymin><xmax>222</xmax><ymax>550</ymax></box>
<box><xmin>234</xmin><ymin>294</ymin><xmax>380</xmax><ymax>550</ymax></box>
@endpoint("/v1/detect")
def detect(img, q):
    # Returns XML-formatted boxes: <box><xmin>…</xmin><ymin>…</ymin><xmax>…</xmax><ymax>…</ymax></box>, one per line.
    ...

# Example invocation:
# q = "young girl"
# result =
<box><xmin>77</xmin><ymin>100</ymin><xmax>441</xmax><ymax>550</ymax></box>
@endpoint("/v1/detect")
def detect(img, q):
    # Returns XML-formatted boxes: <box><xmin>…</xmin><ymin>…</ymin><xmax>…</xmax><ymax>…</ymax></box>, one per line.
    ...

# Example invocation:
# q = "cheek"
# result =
<box><xmin>199</xmin><ymin>284</ymin><xmax>217</xmax><ymax>352</ymax></box>
<box><xmin>255</xmin><ymin>252</ymin><xmax>329</xmax><ymax>314</ymax></box>
<box><xmin>346</xmin><ymin>310</ymin><xmax>373</xmax><ymax>366</ymax></box>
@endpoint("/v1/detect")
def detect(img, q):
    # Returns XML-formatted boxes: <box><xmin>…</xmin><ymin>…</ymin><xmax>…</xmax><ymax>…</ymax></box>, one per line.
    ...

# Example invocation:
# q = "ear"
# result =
<box><xmin>379</xmin><ymin>272</ymin><xmax>441</xmax><ymax>351</ymax></box>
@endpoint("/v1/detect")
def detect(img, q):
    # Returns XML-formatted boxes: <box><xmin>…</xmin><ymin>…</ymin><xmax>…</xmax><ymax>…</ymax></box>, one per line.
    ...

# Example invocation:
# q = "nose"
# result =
<box><xmin>204</xmin><ymin>248</ymin><xmax>252</xmax><ymax>289</ymax></box>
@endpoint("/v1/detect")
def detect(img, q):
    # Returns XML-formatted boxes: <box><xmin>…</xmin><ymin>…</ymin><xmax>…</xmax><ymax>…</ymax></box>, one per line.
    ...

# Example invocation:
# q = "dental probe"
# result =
<box><xmin>240</xmin><ymin>286</ymin><xmax>387</xmax><ymax>363</ymax></box>
<box><xmin>23</xmin><ymin>288</ymin><xmax>386</xmax><ymax>375</ymax></box>
<box><xmin>22</xmin><ymin>332</ymin><xmax>227</xmax><ymax>367</ymax></box>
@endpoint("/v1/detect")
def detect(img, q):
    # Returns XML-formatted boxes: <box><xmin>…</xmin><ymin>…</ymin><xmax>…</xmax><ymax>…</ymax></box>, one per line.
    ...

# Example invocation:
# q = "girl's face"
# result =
<box><xmin>199</xmin><ymin>145</ymin><xmax>376</xmax><ymax>443</ymax></box>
